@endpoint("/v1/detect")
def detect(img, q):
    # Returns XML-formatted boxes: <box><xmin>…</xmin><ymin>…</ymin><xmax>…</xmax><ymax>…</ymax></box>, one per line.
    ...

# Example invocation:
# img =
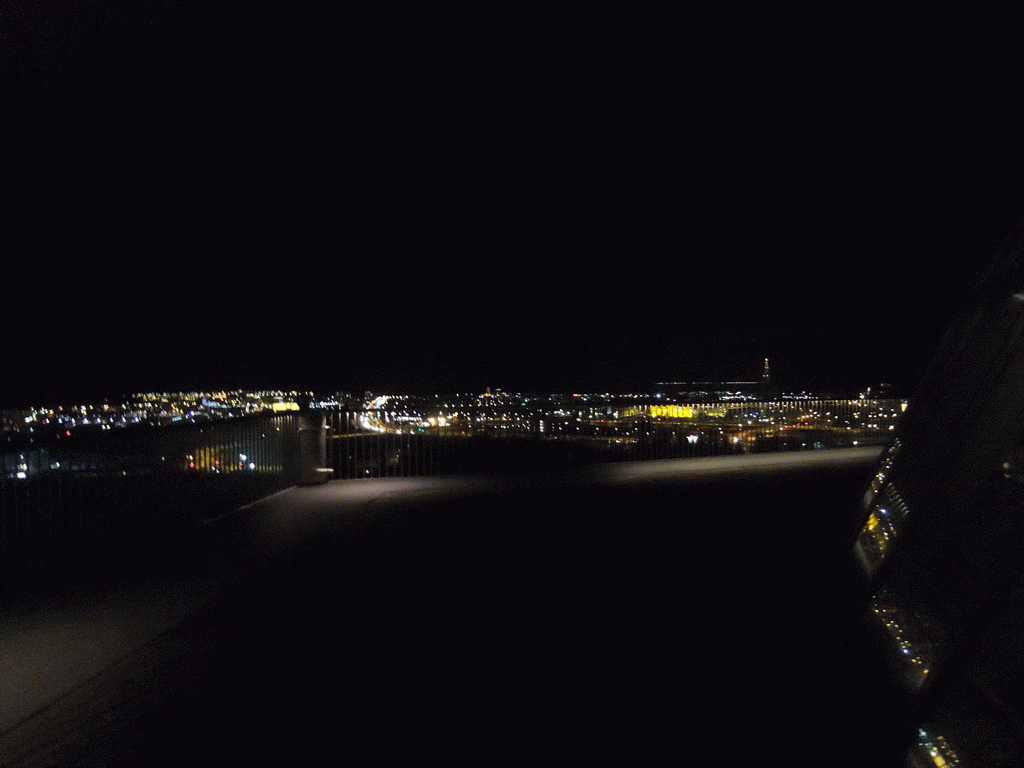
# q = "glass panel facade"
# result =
<box><xmin>868</xmin><ymin>588</ymin><xmax>937</xmax><ymax>690</ymax></box>
<box><xmin>854</xmin><ymin>479</ymin><xmax>910</xmax><ymax>578</ymax></box>
<box><xmin>908</xmin><ymin>727</ymin><xmax>962</xmax><ymax>768</ymax></box>
<box><xmin>845</xmin><ymin>234</ymin><xmax>1024</xmax><ymax>763</ymax></box>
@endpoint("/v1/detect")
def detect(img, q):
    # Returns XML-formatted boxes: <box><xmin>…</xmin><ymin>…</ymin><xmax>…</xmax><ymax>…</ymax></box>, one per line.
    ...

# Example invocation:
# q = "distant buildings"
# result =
<box><xmin>3</xmin><ymin>379</ymin><xmax>911</xmax><ymax>480</ymax></box>
<box><xmin>1</xmin><ymin>391</ymin><xmax>307</xmax><ymax>437</ymax></box>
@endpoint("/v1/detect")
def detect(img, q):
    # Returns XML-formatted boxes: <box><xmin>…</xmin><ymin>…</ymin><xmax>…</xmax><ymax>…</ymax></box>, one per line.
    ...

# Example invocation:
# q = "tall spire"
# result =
<box><xmin>762</xmin><ymin>358</ymin><xmax>771</xmax><ymax>385</ymax></box>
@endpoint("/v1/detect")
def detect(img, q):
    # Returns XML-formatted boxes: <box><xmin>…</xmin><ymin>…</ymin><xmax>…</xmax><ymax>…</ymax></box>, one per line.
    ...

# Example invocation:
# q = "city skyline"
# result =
<box><xmin>3</xmin><ymin>385</ymin><xmax>904</xmax><ymax>482</ymax></box>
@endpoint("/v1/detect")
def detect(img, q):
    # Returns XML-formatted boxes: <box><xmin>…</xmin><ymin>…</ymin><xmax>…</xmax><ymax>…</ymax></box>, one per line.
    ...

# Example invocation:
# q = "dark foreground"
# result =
<box><xmin>1</xmin><ymin>450</ymin><xmax>888</xmax><ymax>766</ymax></box>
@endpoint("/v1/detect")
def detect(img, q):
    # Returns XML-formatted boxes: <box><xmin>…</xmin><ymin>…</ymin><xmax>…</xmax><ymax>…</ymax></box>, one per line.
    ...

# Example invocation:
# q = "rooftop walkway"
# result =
<box><xmin>1</xmin><ymin>447</ymin><xmax>883</xmax><ymax>766</ymax></box>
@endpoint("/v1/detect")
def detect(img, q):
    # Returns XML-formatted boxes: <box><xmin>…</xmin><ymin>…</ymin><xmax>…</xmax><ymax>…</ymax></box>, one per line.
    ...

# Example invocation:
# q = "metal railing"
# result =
<box><xmin>1</xmin><ymin>412</ymin><xmax>304</xmax><ymax>602</ymax></box>
<box><xmin>324</xmin><ymin>399</ymin><xmax>905</xmax><ymax>477</ymax></box>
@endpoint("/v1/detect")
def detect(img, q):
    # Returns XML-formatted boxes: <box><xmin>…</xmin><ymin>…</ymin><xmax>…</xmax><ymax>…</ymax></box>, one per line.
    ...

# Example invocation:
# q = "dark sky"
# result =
<box><xmin>4</xmin><ymin>6</ymin><xmax>1023</xmax><ymax>405</ymax></box>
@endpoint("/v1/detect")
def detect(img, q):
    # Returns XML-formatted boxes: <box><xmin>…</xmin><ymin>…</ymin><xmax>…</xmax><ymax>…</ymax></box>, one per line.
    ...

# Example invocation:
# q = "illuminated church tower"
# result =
<box><xmin>758</xmin><ymin>357</ymin><xmax>779</xmax><ymax>400</ymax></box>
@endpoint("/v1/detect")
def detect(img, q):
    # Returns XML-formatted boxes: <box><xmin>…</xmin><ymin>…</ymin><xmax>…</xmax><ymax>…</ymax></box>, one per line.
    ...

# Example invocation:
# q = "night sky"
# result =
<box><xmin>4</xmin><ymin>6</ymin><xmax>1023</xmax><ymax>405</ymax></box>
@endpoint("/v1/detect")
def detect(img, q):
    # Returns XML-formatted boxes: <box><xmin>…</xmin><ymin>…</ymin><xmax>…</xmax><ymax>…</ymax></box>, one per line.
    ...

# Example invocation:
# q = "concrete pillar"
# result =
<box><xmin>297</xmin><ymin>411</ymin><xmax>331</xmax><ymax>485</ymax></box>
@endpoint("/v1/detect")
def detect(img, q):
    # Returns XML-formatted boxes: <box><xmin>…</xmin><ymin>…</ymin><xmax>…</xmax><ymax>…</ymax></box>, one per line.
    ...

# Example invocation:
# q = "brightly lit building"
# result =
<box><xmin>847</xmin><ymin>216</ymin><xmax>1024</xmax><ymax>766</ymax></box>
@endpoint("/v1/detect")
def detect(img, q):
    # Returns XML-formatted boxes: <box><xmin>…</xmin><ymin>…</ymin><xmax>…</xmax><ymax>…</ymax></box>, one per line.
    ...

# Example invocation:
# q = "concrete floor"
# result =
<box><xmin>0</xmin><ymin>448</ymin><xmax>887</xmax><ymax>766</ymax></box>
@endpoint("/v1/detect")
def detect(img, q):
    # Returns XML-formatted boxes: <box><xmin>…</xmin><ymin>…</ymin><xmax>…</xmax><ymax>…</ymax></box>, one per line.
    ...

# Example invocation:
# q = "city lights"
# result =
<box><xmin>3</xmin><ymin>386</ymin><xmax>908</xmax><ymax>481</ymax></box>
